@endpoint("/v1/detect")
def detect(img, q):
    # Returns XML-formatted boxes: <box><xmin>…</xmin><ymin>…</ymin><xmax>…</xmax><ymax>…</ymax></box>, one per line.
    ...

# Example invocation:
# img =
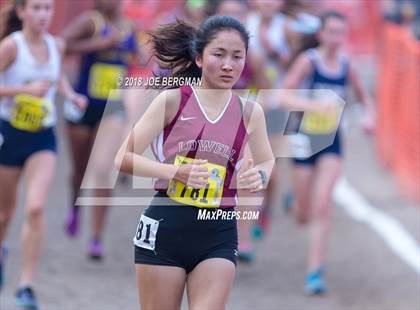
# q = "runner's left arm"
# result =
<box><xmin>348</xmin><ymin>62</ymin><xmax>376</xmax><ymax>133</ymax></box>
<box><xmin>55</xmin><ymin>37</ymin><xmax>87</xmax><ymax>110</ymax></box>
<box><xmin>238</xmin><ymin>101</ymin><xmax>275</xmax><ymax>192</ymax></box>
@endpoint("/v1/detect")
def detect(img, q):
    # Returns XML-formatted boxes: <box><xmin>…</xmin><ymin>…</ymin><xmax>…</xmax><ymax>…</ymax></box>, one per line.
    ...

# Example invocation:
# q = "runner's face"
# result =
<box><xmin>255</xmin><ymin>0</ymin><xmax>284</xmax><ymax>20</ymax></box>
<box><xmin>217</xmin><ymin>1</ymin><xmax>246</xmax><ymax>23</ymax></box>
<box><xmin>196</xmin><ymin>30</ymin><xmax>246</xmax><ymax>89</ymax></box>
<box><xmin>18</xmin><ymin>0</ymin><xmax>54</xmax><ymax>33</ymax></box>
<box><xmin>319</xmin><ymin>17</ymin><xmax>347</xmax><ymax>50</ymax></box>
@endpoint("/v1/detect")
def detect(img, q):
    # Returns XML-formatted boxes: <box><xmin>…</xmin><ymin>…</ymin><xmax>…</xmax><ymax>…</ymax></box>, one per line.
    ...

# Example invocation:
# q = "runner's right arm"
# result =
<box><xmin>0</xmin><ymin>36</ymin><xmax>50</xmax><ymax>97</ymax></box>
<box><xmin>115</xmin><ymin>89</ymin><xmax>209</xmax><ymax>188</ymax></box>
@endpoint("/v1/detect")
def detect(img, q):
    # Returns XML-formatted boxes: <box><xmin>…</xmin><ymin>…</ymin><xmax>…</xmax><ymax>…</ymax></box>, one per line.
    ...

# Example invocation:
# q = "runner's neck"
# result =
<box><xmin>318</xmin><ymin>47</ymin><xmax>341</xmax><ymax>69</ymax></box>
<box><xmin>22</xmin><ymin>27</ymin><xmax>44</xmax><ymax>45</ymax></box>
<box><xmin>318</xmin><ymin>46</ymin><xmax>340</xmax><ymax>61</ymax></box>
<box><xmin>193</xmin><ymin>85</ymin><xmax>232</xmax><ymax>113</ymax></box>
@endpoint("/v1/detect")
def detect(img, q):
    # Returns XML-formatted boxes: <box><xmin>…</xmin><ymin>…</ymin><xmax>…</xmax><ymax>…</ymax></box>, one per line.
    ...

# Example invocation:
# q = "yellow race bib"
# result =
<box><xmin>167</xmin><ymin>155</ymin><xmax>227</xmax><ymax>208</ymax></box>
<box><xmin>88</xmin><ymin>63</ymin><xmax>126</xmax><ymax>100</ymax></box>
<box><xmin>301</xmin><ymin>110</ymin><xmax>338</xmax><ymax>135</ymax></box>
<box><xmin>10</xmin><ymin>94</ymin><xmax>52</xmax><ymax>132</ymax></box>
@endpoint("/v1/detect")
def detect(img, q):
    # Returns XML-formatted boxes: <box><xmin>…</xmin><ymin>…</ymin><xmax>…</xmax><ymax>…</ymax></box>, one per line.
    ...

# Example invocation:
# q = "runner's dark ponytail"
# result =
<box><xmin>0</xmin><ymin>0</ymin><xmax>25</xmax><ymax>40</ymax></box>
<box><xmin>149</xmin><ymin>19</ymin><xmax>201</xmax><ymax>84</ymax></box>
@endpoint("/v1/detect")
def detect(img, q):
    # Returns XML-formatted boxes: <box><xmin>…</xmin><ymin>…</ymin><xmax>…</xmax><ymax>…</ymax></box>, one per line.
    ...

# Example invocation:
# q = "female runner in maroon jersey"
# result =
<box><xmin>116</xmin><ymin>16</ymin><xmax>274</xmax><ymax>309</ymax></box>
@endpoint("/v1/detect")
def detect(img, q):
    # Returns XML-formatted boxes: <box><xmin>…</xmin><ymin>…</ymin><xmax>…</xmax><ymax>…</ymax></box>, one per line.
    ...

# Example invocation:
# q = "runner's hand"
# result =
<box><xmin>174</xmin><ymin>159</ymin><xmax>209</xmax><ymax>189</ymax></box>
<box><xmin>24</xmin><ymin>80</ymin><xmax>51</xmax><ymax>97</ymax></box>
<box><xmin>238</xmin><ymin>159</ymin><xmax>263</xmax><ymax>193</ymax></box>
<box><xmin>68</xmin><ymin>92</ymin><xmax>88</xmax><ymax>110</ymax></box>
<box><xmin>362</xmin><ymin>108</ymin><xmax>376</xmax><ymax>135</ymax></box>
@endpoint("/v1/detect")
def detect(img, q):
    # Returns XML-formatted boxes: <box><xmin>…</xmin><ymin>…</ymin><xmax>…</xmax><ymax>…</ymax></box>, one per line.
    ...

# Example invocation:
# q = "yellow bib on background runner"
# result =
<box><xmin>88</xmin><ymin>63</ymin><xmax>126</xmax><ymax>100</ymax></box>
<box><xmin>10</xmin><ymin>94</ymin><xmax>52</xmax><ymax>132</ymax></box>
<box><xmin>167</xmin><ymin>155</ymin><xmax>227</xmax><ymax>208</ymax></box>
<box><xmin>301</xmin><ymin>110</ymin><xmax>338</xmax><ymax>135</ymax></box>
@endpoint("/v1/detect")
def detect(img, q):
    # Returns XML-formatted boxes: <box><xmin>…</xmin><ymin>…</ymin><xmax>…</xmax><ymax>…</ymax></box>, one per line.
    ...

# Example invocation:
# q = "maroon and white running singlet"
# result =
<box><xmin>152</xmin><ymin>85</ymin><xmax>248</xmax><ymax>208</ymax></box>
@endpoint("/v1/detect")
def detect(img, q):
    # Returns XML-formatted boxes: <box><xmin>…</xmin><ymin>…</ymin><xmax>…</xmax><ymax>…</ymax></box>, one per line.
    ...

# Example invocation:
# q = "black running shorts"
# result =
<box><xmin>134</xmin><ymin>192</ymin><xmax>238</xmax><ymax>274</ymax></box>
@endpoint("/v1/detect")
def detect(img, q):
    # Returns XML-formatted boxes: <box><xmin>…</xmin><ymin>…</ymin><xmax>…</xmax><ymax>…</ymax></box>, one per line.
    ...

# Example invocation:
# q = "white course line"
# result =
<box><xmin>333</xmin><ymin>177</ymin><xmax>420</xmax><ymax>275</ymax></box>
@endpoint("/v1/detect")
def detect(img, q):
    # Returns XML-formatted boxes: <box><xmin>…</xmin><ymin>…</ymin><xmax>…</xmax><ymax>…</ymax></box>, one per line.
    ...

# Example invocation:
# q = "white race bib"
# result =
<box><xmin>133</xmin><ymin>214</ymin><xmax>160</xmax><ymax>251</ymax></box>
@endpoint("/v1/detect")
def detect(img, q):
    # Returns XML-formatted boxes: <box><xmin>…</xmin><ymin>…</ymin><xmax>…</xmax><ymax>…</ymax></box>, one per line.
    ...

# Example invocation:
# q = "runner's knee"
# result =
<box><xmin>313</xmin><ymin>202</ymin><xmax>330</xmax><ymax>220</ymax></box>
<box><xmin>26</xmin><ymin>203</ymin><xmax>45</xmax><ymax>223</ymax></box>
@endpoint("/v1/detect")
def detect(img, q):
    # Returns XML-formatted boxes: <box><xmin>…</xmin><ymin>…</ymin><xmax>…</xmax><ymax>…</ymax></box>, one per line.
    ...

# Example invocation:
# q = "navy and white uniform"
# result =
<box><xmin>0</xmin><ymin>31</ymin><xmax>60</xmax><ymax>166</ymax></box>
<box><xmin>292</xmin><ymin>48</ymin><xmax>349</xmax><ymax>165</ymax></box>
<box><xmin>64</xmin><ymin>10</ymin><xmax>137</xmax><ymax>127</ymax></box>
